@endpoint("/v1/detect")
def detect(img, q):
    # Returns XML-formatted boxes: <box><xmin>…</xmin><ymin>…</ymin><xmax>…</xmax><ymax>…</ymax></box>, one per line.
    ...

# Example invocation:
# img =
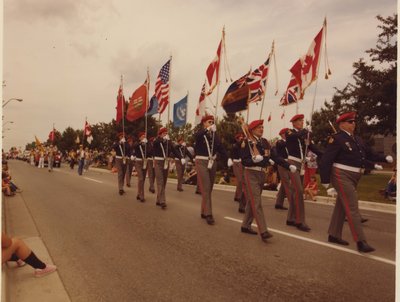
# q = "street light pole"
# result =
<box><xmin>2</xmin><ymin>98</ymin><xmax>23</xmax><ymax>108</ymax></box>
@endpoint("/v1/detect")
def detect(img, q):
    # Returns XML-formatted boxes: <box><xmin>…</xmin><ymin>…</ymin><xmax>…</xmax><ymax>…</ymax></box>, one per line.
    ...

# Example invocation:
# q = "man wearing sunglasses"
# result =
<box><xmin>320</xmin><ymin>112</ymin><xmax>393</xmax><ymax>253</ymax></box>
<box><xmin>194</xmin><ymin>114</ymin><xmax>227</xmax><ymax>225</ymax></box>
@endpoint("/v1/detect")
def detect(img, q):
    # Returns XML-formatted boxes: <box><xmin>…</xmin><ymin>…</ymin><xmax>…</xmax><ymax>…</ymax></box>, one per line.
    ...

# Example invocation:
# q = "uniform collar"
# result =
<box><xmin>341</xmin><ymin>129</ymin><xmax>354</xmax><ymax>137</ymax></box>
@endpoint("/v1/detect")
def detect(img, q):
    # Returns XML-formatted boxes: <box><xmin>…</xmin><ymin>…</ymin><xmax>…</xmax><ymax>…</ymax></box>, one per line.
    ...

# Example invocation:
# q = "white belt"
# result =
<box><xmin>288</xmin><ymin>155</ymin><xmax>302</xmax><ymax>163</ymax></box>
<box><xmin>333</xmin><ymin>163</ymin><xmax>364</xmax><ymax>174</ymax></box>
<box><xmin>135</xmin><ymin>158</ymin><xmax>143</xmax><ymax>161</ymax></box>
<box><xmin>154</xmin><ymin>157</ymin><xmax>166</xmax><ymax>161</ymax></box>
<box><xmin>245</xmin><ymin>166</ymin><xmax>264</xmax><ymax>172</ymax></box>
<box><xmin>174</xmin><ymin>158</ymin><xmax>180</xmax><ymax>161</ymax></box>
<box><xmin>233</xmin><ymin>159</ymin><xmax>241</xmax><ymax>163</ymax></box>
<box><xmin>115</xmin><ymin>156</ymin><xmax>124</xmax><ymax>159</ymax></box>
<box><xmin>195</xmin><ymin>155</ymin><xmax>216</xmax><ymax>160</ymax></box>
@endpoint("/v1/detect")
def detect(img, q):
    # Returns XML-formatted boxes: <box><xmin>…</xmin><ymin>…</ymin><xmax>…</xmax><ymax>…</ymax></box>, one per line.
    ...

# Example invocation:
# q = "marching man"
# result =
<box><xmin>285</xmin><ymin>114</ymin><xmax>322</xmax><ymax>232</ymax></box>
<box><xmin>273</xmin><ymin>128</ymin><xmax>290</xmax><ymax>210</ymax></box>
<box><xmin>194</xmin><ymin>114</ymin><xmax>227</xmax><ymax>225</ymax></box>
<box><xmin>134</xmin><ymin>132</ymin><xmax>149</xmax><ymax>202</ymax></box>
<box><xmin>174</xmin><ymin>137</ymin><xmax>193</xmax><ymax>192</ymax></box>
<box><xmin>112</xmin><ymin>132</ymin><xmax>130</xmax><ymax>195</ymax></box>
<box><xmin>240</xmin><ymin>119</ymin><xmax>296</xmax><ymax>242</ymax></box>
<box><xmin>320</xmin><ymin>112</ymin><xmax>393</xmax><ymax>252</ymax></box>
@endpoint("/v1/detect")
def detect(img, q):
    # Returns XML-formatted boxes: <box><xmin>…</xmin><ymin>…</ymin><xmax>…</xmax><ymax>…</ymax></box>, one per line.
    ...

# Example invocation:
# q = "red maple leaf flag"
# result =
<box><xmin>84</xmin><ymin>121</ymin><xmax>93</xmax><ymax>144</ymax></box>
<box><xmin>155</xmin><ymin>59</ymin><xmax>171</xmax><ymax>114</ymax></box>
<box><xmin>116</xmin><ymin>84</ymin><xmax>125</xmax><ymax>123</ymax></box>
<box><xmin>206</xmin><ymin>38</ymin><xmax>222</xmax><ymax>95</ymax></box>
<box><xmin>127</xmin><ymin>78</ymin><xmax>149</xmax><ymax>122</ymax></box>
<box><xmin>195</xmin><ymin>82</ymin><xmax>207</xmax><ymax>125</ymax></box>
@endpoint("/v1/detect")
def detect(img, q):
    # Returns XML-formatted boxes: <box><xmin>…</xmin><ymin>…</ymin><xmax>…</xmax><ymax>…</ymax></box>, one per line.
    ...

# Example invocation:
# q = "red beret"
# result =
<box><xmin>248</xmin><ymin>119</ymin><xmax>264</xmax><ymax>131</ymax></box>
<box><xmin>138</xmin><ymin>131</ymin><xmax>146</xmax><ymax>138</ymax></box>
<box><xmin>117</xmin><ymin>132</ymin><xmax>125</xmax><ymax>137</ymax></box>
<box><xmin>290</xmin><ymin>114</ymin><xmax>304</xmax><ymax>123</ymax></box>
<box><xmin>149</xmin><ymin>137</ymin><xmax>155</xmax><ymax>142</ymax></box>
<box><xmin>201</xmin><ymin>114</ymin><xmax>214</xmax><ymax>123</ymax></box>
<box><xmin>235</xmin><ymin>133</ymin><xmax>244</xmax><ymax>140</ymax></box>
<box><xmin>336</xmin><ymin>112</ymin><xmax>356</xmax><ymax>124</ymax></box>
<box><xmin>279</xmin><ymin>128</ymin><xmax>289</xmax><ymax>135</ymax></box>
<box><xmin>158</xmin><ymin>127</ymin><xmax>167</xmax><ymax>136</ymax></box>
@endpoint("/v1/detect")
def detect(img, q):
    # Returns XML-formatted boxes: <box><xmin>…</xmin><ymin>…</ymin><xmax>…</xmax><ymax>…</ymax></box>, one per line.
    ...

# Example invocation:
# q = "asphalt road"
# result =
<box><xmin>7</xmin><ymin>160</ymin><xmax>396</xmax><ymax>302</ymax></box>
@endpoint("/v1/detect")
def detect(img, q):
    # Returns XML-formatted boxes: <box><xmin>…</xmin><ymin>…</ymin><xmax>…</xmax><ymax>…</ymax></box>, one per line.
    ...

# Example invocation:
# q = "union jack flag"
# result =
<box><xmin>279</xmin><ymin>74</ymin><xmax>301</xmax><ymax>106</ymax></box>
<box><xmin>155</xmin><ymin>59</ymin><xmax>170</xmax><ymax>114</ymax></box>
<box><xmin>246</xmin><ymin>57</ymin><xmax>270</xmax><ymax>103</ymax></box>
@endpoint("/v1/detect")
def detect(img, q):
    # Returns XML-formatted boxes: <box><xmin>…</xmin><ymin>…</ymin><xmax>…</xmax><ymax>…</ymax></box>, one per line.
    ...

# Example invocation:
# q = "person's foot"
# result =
<box><xmin>275</xmin><ymin>205</ymin><xmax>288</xmax><ymax>210</ymax></box>
<box><xmin>177</xmin><ymin>188</ymin><xmax>184</xmax><ymax>192</ymax></box>
<box><xmin>126</xmin><ymin>183</ymin><xmax>131</xmax><ymax>187</ymax></box>
<box><xmin>241</xmin><ymin>227</ymin><xmax>258</xmax><ymax>235</ymax></box>
<box><xmin>201</xmin><ymin>214</ymin><xmax>206</xmax><ymax>219</ymax></box>
<box><xmin>195</xmin><ymin>190</ymin><xmax>201</xmax><ymax>195</ymax></box>
<box><xmin>328</xmin><ymin>235</ymin><xmax>349</xmax><ymax>246</ymax></box>
<box><xmin>238</xmin><ymin>208</ymin><xmax>245</xmax><ymax>213</ymax></box>
<box><xmin>136</xmin><ymin>195</ymin><xmax>140</xmax><ymax>200</ymax></box>
<box><xmin>357</xmin><ymin>240</ymin><xmax>375</xmax><ymax>253</ymax></box>
<box><xmin>286</xmin><ymin>220</ymin><xmax>296</xmax><ymax>226</ymax></box>
<box><xmin>140</xmin><ymin>198</ymin><xmax>145</xmax><ymax>203</ymax></box>
<box><xmin>119</xmin><ymin>189</ymin><xmax>124</xmax><ymax>195</ymax></box>
<box><xmin>16</xmin><ymin>188</ymin><xmax>23</xmax><ymax>193</ymax></box>
<box><xmin>156</xmin><ymin>202</ymin><xmax>161</xmax><ymax>207</ymax></box>
<box><xmin>361</xmin><ymin>218</ymin><xmax>369</xmax><ymax>223</ymax></box>
<box><xmin>35</xmin><ymin>264</ymin><xmax>57</xmax><ymax>277</ymax></box>
<box><xmin>149</xmin><ymin>188</ymin><xmax>155</xmax><ymax>193</ymax></box>
<box><xmin>161</xmin><ymin>203</ymin><xmax>167</xmax><ymax>209</ymax></box>
<box><xmin>206</xmin><ymin>215</ymin><xmax>215</xmax><ymax>225</ymax></box>
<box><xmin>16</xmin><ymin>259</ymin><xmax>26</xmax><ymax>267</ymax></box>
<box><xmin>234</xmin><ymin>197</ymin><xmax>240</xmax><ymax>202</ymax></box>
<box><xmin>261</xmin><ymin>231</ymin><xmax>273</xmax><ymax>241</ymax></box>
<box><xmin>295</xmin><ymin>223</ymin><xmax>311</xmax><ymax>232</ymax></box>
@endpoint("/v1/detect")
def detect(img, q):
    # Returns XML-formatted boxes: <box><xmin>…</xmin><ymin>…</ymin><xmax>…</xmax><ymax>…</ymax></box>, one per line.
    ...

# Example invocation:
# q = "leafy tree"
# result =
<box><xmin>312</xmin><ymin>14</ymin><xmax>397</xmax><ymax>146</ymax></box>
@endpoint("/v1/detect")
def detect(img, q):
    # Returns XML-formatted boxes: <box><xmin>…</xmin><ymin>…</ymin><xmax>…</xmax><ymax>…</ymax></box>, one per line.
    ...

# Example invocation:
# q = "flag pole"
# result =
<box><xmin>121</xmin><ymin>75</ymin><xmax>126</xmax><ymax>156</ymax></box>
<box><xmin>145</xmin><ymin>68</ymin><xmax>150</xmax><ymax>157</ymax></box>
<box><xmin>166</xmin><ymin>56</ymin><xmax>172</xmax><ymax>161</ymax></box>
<box><xmin>83</xmin><ymin>117</ymin><xmax>87</xmax><ymax>145</ymax></box>
<box><xmin>259</xmin><ymin>41</ymin><xmax>275</xmax><ymax>120</ymax></box>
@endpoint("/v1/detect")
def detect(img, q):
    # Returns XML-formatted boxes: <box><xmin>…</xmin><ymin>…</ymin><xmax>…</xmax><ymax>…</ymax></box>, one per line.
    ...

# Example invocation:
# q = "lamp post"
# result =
<box><xmin>2</xmin><ymin>98</ymin><xmax>23</xmax><ymax>108</ymax></box>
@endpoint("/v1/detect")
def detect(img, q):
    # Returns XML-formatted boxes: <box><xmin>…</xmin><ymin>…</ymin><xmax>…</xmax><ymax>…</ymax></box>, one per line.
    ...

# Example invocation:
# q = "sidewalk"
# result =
<box><xmin>2</xmin><ymin>193</ymin><xmax>71</xmax><ymax>302</ymax></box>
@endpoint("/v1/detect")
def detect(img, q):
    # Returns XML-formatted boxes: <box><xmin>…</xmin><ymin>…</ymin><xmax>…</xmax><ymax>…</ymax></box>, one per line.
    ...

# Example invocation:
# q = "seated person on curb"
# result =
<box><xmin>218</xmin><ymin>171</ymin><xmax>230</xmax><ymax>185</ymax></box>
<box><xmin>2</xmin><ymin>232</ymin><xmax>57</xmax><ymax>277</ymax></box>
<box><xmin>304</xmin><ymin>175</ymin><xmax>318</xmax><ymax>201</ymax></box>
<box><xmin>2</xmin><ymin>172</ymin><xmax>15</xmax><ymax>196</ymax></box>
<box><xmin>384</xmin><ymin>169</ymin><xmax>396</xmax><ymax>201</ymax></box>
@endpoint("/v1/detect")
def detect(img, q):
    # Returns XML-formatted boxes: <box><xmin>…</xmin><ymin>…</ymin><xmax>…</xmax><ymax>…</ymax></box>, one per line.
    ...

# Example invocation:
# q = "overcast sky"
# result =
<box><xmin>2</xmin><ymin>0</ymin><xmax>397</xmax><ymax>150</ymax></box>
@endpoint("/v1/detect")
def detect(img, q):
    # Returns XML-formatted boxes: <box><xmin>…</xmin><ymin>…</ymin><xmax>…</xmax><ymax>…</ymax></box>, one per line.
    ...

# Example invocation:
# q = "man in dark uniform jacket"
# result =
<box><xmin>112</xmin><ymin>132</ymin><xmax>130</xmax><ymax>195</ymax></box>
<box><xmin>134</xmin><ymin>132</ymin><xmax>149</xmax><ymax>202</ymax></box>
<box><xmin>240</xmin><ymin>119</ymin><xmax>297</xmax><ymax>242</ymax></box>
<box><xmin>320</xmin><ymin>112</ymin><xmax>393</xmax><ymax>253</ymax></box>
<box><xmin>147</xmin><ymin>137</ymin><xmax>156</xmax><ymax>194</ymax></box>
<box><xmin>227</xmin><ymin>133</ymin><xmax>246</xmax><ymax>213</ymax></box>
<box><xmin>173</xmin><ymin>137</ymin><xmax>194</xmax><ymax>192</ymax></box>
<box><xmin>194</xmin><ymin>114</ymin><xmax>227</xmax><ymax>225</ymax></box>
<box><xmin>153</xmin><ymin>127</ymin><xmax>178</xmax><ymax>209</ymax></box>
<box><xmin>273</xmin><ymin>128</ymin><xmax>290</xmax><ymax>210</ymax></box>
<box><xmin>285</xmin><ymin>114</ymin><xmax>322</xmax><ymax>232</ymax></box>
<box><xmin>125</xmin><ymin>136</ymin><xmax>135</xmax><ymax>188</ymax></box>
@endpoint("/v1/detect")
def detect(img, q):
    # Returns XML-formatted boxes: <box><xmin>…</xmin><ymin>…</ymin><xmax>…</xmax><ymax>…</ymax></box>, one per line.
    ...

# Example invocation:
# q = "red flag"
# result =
<box><xmin>48</xmin><ymin>129</ymin><xmax>55</xmax><ymax>142</ymax></box>
<box><xmin>195</xmin><ymin>82</ymin><xmax>207</xmax><ymax>125</ymax></box>
<box><xmin>206</xmin><ymin>38</ymin><xmax>222</xmax><ymax>95</ymax></box>
<box><xmin>155</xmin><ymin>60</ymin><xmax>170</xmax><ymax>114</ymax></box>
<box><xmin>268</xmin><ymin>113</ymin><xmax>271</xmax><ymax>122</ymax></box>
<box><xmin>127</xmin><ymin>80</ymin><xmax>148</xmax><ymax>122</ymax></box>
<box><xmin>116</xmin><ymin>84</ymin><xmax>125</xmax><ymax>123</ymax></box>
<box><xmin>84</xmin><ymin>121</ymin><xmax>92</xmax><ymax>136</ymax></box>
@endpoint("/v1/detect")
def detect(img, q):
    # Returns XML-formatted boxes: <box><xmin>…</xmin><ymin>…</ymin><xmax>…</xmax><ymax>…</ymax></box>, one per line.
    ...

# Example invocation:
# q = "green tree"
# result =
<box><xmin>312</xmin><ymin>14</ymin><xmax>397</xmax><ymax>146</ymax></box>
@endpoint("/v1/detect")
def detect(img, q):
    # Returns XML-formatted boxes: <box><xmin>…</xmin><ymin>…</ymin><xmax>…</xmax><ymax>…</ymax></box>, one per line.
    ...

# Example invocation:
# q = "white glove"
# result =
<box><xmin>305</xmin><ymin>157</ymin><xmax>311</xmax><ymax>162</ymax></box>
<box><xmin>208</xmin><ymin>124</ymin><xmax>217</xmax><ymax>132</ymax></box>
<box><xmin>374</xmin><ymin>164</ymin><xmax>383</xmax><ymax>170</ymax></box>
<box><xmin>269</xmin><ymin>159</ymin><xmax>275</xmax><ymax>165</ymax></box>
<box><xmin>164</xmin><ymin>134</ymin><xmax>170</xmax><ymax>141</ymax></box>
<box><xmin>130</xmin><ymin>155</ymin><xmax>135</xmax><ymax>161</ymax></box>
<box><xmin>386</xmin><ymin>155</ymin><xmax>393</xmax><ymax>163</ymax></box>
<box><xmin>305</xmin><ymin>125</ymin><xmax>312</xmax><ymax>132</ymax></box>
<box><xmin>252</xmin><ymin>155</ymin><xmax>263</xmax><ymax>163</ymax></box>
<box><xmin>142</xmin><ymin>138</ymin><xmax>148</xmax><ymax>144</ymax></box>
<box><xmin>327</xmin><ymin>187</ymin><xmax>337</xmax><ymax>197</ymax></box>
<box><xmin>120</xmin><ymin>137</ymin><xmax>126</xmax><ymax>143</ymax></box>
<box><xmin>181</xmin><ymin>158</ymin><xmax>186</xmax><ymax>165</ymax></box>
<box><xmin>289</xmin><ymin>165</ymin><xmax>297</xmax><ymax>173</ymax></box>
<box><xmin>227</xmin><ymin>158</ymin><xmax>233</xmax><ymax>167</ymax></box>
<box><xmin>322</xmin><ymin>183</ymin><xmax>330</xmax><ymax>189</ymax></box>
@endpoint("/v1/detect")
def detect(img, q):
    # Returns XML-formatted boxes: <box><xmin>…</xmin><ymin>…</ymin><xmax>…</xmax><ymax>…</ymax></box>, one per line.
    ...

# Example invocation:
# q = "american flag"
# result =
<box><xmin>155</xmin><ymin>59</ymin><xmax>170</xmax><ymax>114</ymax></box>
<box><xmin>246</xmin><ymin>57</ymin><xmax>270</xmax><ymax>103</ymax></box>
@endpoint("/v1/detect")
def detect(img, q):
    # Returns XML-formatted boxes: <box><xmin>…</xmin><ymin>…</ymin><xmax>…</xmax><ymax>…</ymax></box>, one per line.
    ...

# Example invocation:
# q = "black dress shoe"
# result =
<box><xmin>286</xmin><ymin>220</ymin><xmax>296</xmax><ymax>226</ymax></box>
<box><xmin>201</xmin><ymin>214</ymin><xmax>206</xmax><ymax>219</ymax></box>
<box><xmin>261</xmin><ymin>231</ymin><xmax>273</xmax><ymax>241</ymax></box>
<box><xmin>234</xmin><ymin>197</ymin><xmax>240</xmax><ymax>202</ymax></box>
<box><xmin>328</xmin><ymin>235</ymin><xmax>349</xmax><ymax>246</ymax></box>
<box><xmin>161</xmin><ymin>203</ymin><xmax>167</xmax><ymax>209</ymax></box>
<box><xmin>206</xmin><ymin>215</ymin><xmax>215</xmax><ymax>225</ymax></box>
<box><xmin>177</xmin><ymin>188</ymin><xmax>184</xmax><ymax>192</ymax></box>
<box><xmin>156</xmin><ymin>202</ymin><xmax>161</xmax><ymax>207</ymax></box>
<box><xmin>119</xmin><ymin>190</ymin><xmax>124</xmax><ymax>195</ymax></box>
<box><xmin>195</xmin><ymin>191</ymin><xmax>201</xmax><ymax>195</ymax></box>
<box><xmin>361</xmin><ymin>218</ymin><xmax>369</xmax><ymax>223</ymax></box>
<box><xmin>126</xmin><ymin>183</ymin><xmax>131</xmax><ymax>187</ymax></box>
<box><xmin>238</xmin><ymin>208</ymin><xmax>245</xmax><ymax>213</ymax></box>
<box><xmin>357</xmin><ymin>240</ymin><xmax>375</xmax><ymax>253</ymax></box>
<box><xmin>295</xmin><ymin>223</ymin><xmax>311</xmax><ymax>232</ymax></box>
<box><xmin>140</xmin><ymin>198</ymin><xmax>145</xmax><ymax>203</ymax></box>
<box><xmin>275</xmin><ymin>205</ymin><xmax>288</xmax><ymax>210</ymax></box>
<box><xmin>136</xmin><ymin>195</ymin><xmax>140</xmax><ymax>200</ymax></box>
<box><xmin>149</xmin><ymin>188</ymin><xmax>155</xmax><ymax>193</ymax></box>
<box><xmin>241</xmin><ymin>227</ymin><xmax>258</xmax><ymax>235</ymax></box>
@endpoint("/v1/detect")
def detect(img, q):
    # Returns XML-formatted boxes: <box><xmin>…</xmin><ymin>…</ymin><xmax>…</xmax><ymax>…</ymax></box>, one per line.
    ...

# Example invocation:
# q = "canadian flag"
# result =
<box><xmin>292</xmin><ymin>24</ymin><xmax>324</xmax><ymax>98</ymax></box>
<box><xmin>84</xmin><ymin>121</ymin><xmax>93</xmax><ymax>144</ymax></box>
<box><xmin>195</xmin><ymin>82</ymin><xmax>207</xmax><ymax>125</ymax></box>
<box><xmin>205</xmin><ymin>38</ymin><xmax>222</xmax><ymax>95</ymax></box>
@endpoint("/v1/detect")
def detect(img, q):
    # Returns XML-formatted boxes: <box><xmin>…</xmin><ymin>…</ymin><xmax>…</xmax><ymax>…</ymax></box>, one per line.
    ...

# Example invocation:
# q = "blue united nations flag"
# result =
<box><xmin>173</xmin><ymin>95</ymin><xmax>188</xmax><ymax>127</ymax></box>
<box><xmin>146</xmin><ymin>95</ymin><xmax>159</xmax><ymax>116</ymax></box>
